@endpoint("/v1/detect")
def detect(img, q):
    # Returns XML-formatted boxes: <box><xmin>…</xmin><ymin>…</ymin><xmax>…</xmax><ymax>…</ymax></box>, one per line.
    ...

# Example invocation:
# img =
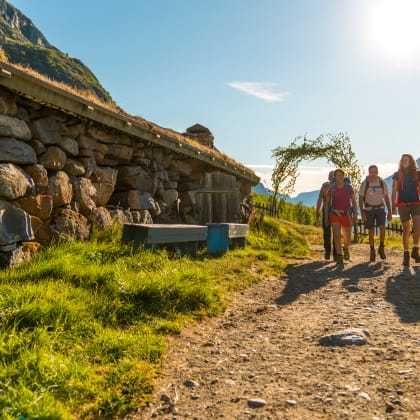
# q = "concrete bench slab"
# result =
<box><xmin>122</xmin><ymin>223</ymin><xmax>208</xmax><ymax>256</ymax></box>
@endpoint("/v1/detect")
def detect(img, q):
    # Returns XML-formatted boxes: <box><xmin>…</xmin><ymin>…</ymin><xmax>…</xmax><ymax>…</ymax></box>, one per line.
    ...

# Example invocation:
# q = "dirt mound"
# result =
<box><xmin>131</xmin><ymin>244</ymin><xmax>419</xmax><ymax>419</ymax></box>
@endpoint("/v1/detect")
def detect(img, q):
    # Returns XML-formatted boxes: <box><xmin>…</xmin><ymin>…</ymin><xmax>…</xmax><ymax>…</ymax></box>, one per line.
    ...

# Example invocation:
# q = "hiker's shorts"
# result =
<box><xmin>330</xmin><ymin>212</ymin><xmax>352</xmax><ymax>227</ymax></box>
<box><xmin>364</xmin><ymin>207</ymin><xmax>386</xmax><ymax>229</ymax></box>
<box><xmin>398</xmin><ymin>204</ymin><xmax>420</xmax><ymax>223</ymax></box>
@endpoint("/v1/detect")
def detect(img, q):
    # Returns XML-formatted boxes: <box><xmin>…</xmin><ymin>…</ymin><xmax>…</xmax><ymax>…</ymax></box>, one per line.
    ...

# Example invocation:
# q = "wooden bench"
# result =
<box><xmin>206</xmin><ymin>223</ymin><xmax>249</xmax><ymax>255</ymax></box>
<box><xmin>122</xmin><ymin>223</ymin><xmax>208</xmax><ymax>256</ymax></box>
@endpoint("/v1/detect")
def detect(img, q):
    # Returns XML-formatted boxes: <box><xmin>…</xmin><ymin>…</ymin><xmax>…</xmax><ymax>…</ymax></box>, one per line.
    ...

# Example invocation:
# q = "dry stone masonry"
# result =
<box><xmin>0</xmin><ymin>63</ymin><xmax>258</xmax><ymax>267</ymax></box>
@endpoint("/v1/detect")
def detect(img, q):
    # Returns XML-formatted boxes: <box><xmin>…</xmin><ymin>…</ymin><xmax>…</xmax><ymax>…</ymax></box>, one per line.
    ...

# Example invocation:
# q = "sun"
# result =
<box><xmin>368</xmin><ymin>0</ymin><xmax>420</xmax><ymax>62</ymax></box>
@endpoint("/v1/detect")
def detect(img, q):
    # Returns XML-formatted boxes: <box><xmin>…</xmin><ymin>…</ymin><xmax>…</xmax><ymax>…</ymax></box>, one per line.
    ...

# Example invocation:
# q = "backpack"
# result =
<box><xmin>396</xmin><ymin>170</ymin><xmax>420</xmax><ymax>206</ymax></box>
<box><xmin>329</xmin><ymin>176</ymin><xmax>354</xmax><ymax>213</ymax></box>
<box><xmin>362</xmin><ymin>176</ymin><xmax>385</xmax><ymax>207</ymax></box>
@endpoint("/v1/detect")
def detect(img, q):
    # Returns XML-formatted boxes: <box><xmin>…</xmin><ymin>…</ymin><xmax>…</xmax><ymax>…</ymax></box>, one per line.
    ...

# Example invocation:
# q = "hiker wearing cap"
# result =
<box><xmin>391</xmin><ymin>153</ymin><xmax>420</xmax><ymax>266</ymax></box>
<box><xmin>359</xmin><ymin>165</ymin><xmax>392</xmax><ymax>262</ymax></box>
<box><xmin>324</xmin><ymin>168</ymin><xmax>358</xmax><ymax>267</ymax></box>
<box><xmin>316</xmin><ymin>171</ymin><xmax>337</xmax><ymax>261</ymax></box>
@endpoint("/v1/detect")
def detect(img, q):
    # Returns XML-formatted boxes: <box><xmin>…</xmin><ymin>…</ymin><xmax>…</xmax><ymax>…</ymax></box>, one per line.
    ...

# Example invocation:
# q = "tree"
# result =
<box><xmin>271</xmin><ymin>132</ymin><xmax>363</xmax><ymax>200</ymax></box>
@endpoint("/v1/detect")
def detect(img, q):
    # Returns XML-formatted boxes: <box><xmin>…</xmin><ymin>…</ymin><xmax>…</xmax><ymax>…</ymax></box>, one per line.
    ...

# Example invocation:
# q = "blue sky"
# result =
<box><xmin>8</xmin><ymin>0</ymin><xmax>420</xmax><ymax>194</ymax></box>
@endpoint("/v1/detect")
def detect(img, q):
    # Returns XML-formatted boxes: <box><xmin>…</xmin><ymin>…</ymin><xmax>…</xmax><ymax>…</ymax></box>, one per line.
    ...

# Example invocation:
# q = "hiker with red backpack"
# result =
<box><xmin>324</xmin><ymin>168</ymin><xmax>358</xmax><ymax>267</ymax></box>
<box><xmin>391</xmin><ymin>154</ymin><xmax>420</xmax><ymax>266</ymax></box>
<box><xmin>358</xmin><ymin>165</ymin><xmax>392</xmax><ymax>262</ymax></box>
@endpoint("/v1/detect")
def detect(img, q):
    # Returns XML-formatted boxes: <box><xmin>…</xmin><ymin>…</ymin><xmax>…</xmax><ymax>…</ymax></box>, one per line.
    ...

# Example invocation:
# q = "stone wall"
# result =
<box><xmin>0</xmin><ymin>83</ymin><xmax>257</xmax><ymax>267</ymax></box>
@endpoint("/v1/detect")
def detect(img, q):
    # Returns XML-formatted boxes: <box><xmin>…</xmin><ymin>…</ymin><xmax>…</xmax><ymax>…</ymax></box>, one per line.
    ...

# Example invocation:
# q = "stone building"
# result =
<box><xmin>0</xmin><ymin>62</ymin><xmax>259</xmax><ymax>267</ymax></box>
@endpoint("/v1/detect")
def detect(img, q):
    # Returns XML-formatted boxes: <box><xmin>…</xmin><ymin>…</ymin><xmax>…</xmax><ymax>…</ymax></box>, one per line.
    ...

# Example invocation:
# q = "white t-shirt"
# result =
<box><xmin>359</xmin><ymin>177</ymin><xmax>389</xmax><ymax>208</ymax></box>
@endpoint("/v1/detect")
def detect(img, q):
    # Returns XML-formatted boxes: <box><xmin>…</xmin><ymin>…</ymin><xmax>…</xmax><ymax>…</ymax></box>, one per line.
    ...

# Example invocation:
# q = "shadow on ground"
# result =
<box><xmin>275</xmin><ymin>261</ymin><xmax>338</xmax><ymax>306</ymax></box>
<box><xmin>385</xmin><ymin>266</ymin><xmax>420</xmax><ymax>323</ymax></box>
<box><xmin>275</xmin><ymin>257</ymin><xmax>419</xmax><ymax>324</ymax></box>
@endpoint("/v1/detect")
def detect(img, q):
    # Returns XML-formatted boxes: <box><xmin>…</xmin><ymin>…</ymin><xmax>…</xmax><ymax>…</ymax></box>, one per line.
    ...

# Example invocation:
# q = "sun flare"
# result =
<box><xmin>369</xmin><ymin>0</ymin><xmax>420</xmax><ymax>62</ymax></box>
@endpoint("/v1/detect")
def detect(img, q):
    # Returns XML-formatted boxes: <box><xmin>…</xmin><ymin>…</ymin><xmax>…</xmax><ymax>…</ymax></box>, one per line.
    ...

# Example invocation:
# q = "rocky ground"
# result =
<box><xmin>130</xmin><ymin>244</ymin><xmax>419</xmax><ymax>419</ymax></box>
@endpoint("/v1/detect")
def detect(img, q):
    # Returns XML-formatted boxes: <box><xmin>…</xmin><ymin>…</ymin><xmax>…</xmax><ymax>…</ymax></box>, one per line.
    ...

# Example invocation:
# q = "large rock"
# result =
<box><xmin>0</xmin><ymin>163</ymin><xmax>35</xmax><ymax>200</ymax></box>
<box><xmin>170</xmin><ymin>159</ymin><xmax>192</xmax><ymax>176</ymax></box>
<box><xmin>30</xmin><ymin>117</ymin><xmax>61</xmax><ymax>144</ymax></box>
<box><xmin>319</xmin><ymin>329</ymin><xmax>370</xmax><ymax>346</ymax></box>
<box><xmin>25</xmin><ymin>164</ymin><xmax>48</xmax><ymax>192</ymax></box>
<box><xmin>0</xmin><ymin>242</ymin><xmax>41</xmax><ymax>269</ymax></box>
<box><xmin>87</xmin><ymin>126</ymin><xmax>131</xmax><ymax>145</ymax></box>
<box><xmin>92</xmin><ymin>182</ymin><xmax>114</xmax><ymax>207</ymax></box>
<box><xmin>38</xmin><ymin>146</ymin><xmax>67</xmax><ymax>170</ymax></box>
<box><xmin>49</xmin><ymin>207</ymin><xmax>90</xmax><ymax>241</ymax></box>
<box><xmin>0</xmin><ymin>89</ymin><xmax>18</xmax><ymax>116</ymax></box>
<box><xmin>64</xmin><ymin>159</ymin><xmax>86</xmax><ymax>176</ymax></box>
<box><xmin>57</xmin><ymin>136</ymin><xmax>79</xmax><ymax>156</ymax></box>
<box><xmin>72</xmin><ymin>177</ymin><xmax>97</xmax><ymax>216</ymax></box>
<box><xmin>0</xmin><ymin>137</ymin><xmax>37</xmax><ymax>164</ymax></box>
<box><xmin>77</xmin><ymin>134</ymin><xmax>97</xmax><ymax>150</ymax></box>
<box><xmin>48</xmin><ymin>171</ymin><xmax>73</xmax><ymax>207</ymax></box>
<box><xmin>0</xmin><ymin>202</ymin><xmax>34</xmax><ymax>245</ymax></box>
<box><xmin>76</xmin><ymin>157</ymin><xmax>96</xmax><ymax>178</ymax></box>
<box><xmin>0</xmin><ymin>115</ymin><xmax>31</xmax><ymax>140</ymax></box>
<box><xmin>116</xmin><ymin>166</ymin><xmax>152</xmax><ymax>191</ymax></box>
<box><xmin>92</xmin><ymin>166</ymin><xmax>118</xmax><ymax>185</ymax></box>
<box><xmin>88</xmin><ymin>207</ymin><xmax>113</xmax><ymax>230</ymax></box>
<box><xmin>16</xmin><ymin>194</ymin><xmax>53</xmax><ymax>220</ymax></box>
<box><xmin>105</xmin><ymin>144</ymin><xmax>133</xmax><ymax>163</ymax></box>
<box><xmin>110</xmin><ymin>191</ymin><xmax>161</xmax><ymax>215</ymax></box>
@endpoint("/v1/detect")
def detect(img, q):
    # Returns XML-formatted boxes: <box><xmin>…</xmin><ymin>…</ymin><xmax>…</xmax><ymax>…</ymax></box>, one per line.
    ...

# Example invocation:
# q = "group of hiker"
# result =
<box><xmin>316</xmin><ymin>153</ymin><xmax>420</xmax><ymax>267</ymax></box>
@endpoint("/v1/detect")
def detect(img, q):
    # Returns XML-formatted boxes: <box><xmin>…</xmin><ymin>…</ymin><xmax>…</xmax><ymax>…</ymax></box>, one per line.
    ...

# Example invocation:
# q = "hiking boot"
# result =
<box><xmin>343</xmin><ymin>248</ymin><xmax>350</xmax><ymax>261</ymax></box>
<box><xmin>378</xmin><ymin>244</ymin><xmax>386</xmax><ymax>260</ymax></box>
<box><xmin>325</xmin><ymin>252</ymin><xmax>331</xmax><ymax>260</ymax></box>
<box><xmin>370</xmin><ymin>247</ymin><xmax>376</xmax><ymax>262</ymax></box>
<box><xmin>411</xmin><ymin>247</ymin><xmax>420</xmax><ymax>263</ymax></box>
<box><xmin>403</xmin><ymin>251</ymin><xmax>410</xmax><ymax>266</ymax></box>
<box><xmin>336</xmin><ymin>254</ymin><xmax>344</xmax><ymax>267</ymax></box>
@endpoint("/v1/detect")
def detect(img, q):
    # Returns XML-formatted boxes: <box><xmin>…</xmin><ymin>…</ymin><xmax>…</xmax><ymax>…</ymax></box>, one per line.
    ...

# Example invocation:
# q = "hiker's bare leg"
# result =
<box><xmin>332</xmin><ymin>223</ymin><xmax>342</xmax><ymax>254</ymax></box>
<box><xmin>379</xmin><ymin>226</ymin><xmax>385</xmax><ymax>243</ymax></box>
<box><xmin>368</xmin><ymin>228</ymin><xmax>375</xmax><ymax>247</ymax></box>
<box><xmin>413</xmin><ymin>215</ymin><xmax>420</xmax><ymax>246</ymax></box>
<box><xmin>342</xmin><ymin>226</ymin><xmax>351</xmax><ymax>249</ymax></box>
<box><xmin>402</xmin><ymin>220</ymin><xmax>411</xmax><ymax>250</ymax></box>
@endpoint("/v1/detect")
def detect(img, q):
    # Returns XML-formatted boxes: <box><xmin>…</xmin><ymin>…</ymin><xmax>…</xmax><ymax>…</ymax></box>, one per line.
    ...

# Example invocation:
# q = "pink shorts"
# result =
<box><xmin>330</xmin><ymin>212</ymin><xmax>352</xmax><ymax>227</ymax></box>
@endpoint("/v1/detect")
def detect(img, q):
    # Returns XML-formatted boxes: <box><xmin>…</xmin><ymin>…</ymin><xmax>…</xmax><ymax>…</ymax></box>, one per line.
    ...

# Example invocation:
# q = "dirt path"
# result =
<box><xmin>131</xmin><ymin>244</ymin><xmax>419</xmax><ymax>419</ymax></box>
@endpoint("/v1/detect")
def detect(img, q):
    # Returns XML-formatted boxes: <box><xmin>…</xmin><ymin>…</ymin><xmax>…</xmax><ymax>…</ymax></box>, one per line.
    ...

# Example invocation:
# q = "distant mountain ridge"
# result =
<box><xmin>253</xmin><ymin>158</ymin><xmax>420</xmax><ymax>207</ymax></box>
<box><xmin>0</xmin><ymin>0</ymin><xmax>112</xmax><ymax>103</ymax></box>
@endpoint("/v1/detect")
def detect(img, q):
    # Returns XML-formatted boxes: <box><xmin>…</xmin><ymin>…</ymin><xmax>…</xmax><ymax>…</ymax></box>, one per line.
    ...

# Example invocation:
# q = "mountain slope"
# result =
<box><xmin>0</xmin><ymin>0</ymin><xmax>113</xmax><ymax>103</ymax></box>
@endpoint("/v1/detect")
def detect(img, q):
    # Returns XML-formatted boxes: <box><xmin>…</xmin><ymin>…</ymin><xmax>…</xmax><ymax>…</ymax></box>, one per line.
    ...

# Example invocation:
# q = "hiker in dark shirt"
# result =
<box><xmin>316</xmin><ymin>171</ymin><xmax>336</xmax><ymax>260</ymax></box>
<box><xmin>391</xmin><ymin>154</ymin><xmax>420</xmax><ymax>266</ymax></box>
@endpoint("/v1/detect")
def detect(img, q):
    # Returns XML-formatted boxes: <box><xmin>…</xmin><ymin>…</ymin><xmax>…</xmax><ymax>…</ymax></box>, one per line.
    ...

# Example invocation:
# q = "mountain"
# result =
<box><xmin>253</xmin><ymin>157</ymin><xmax>420</xmax><ymax>208</ymax></box>
<box><xmin>252</xmin><ymin>182</ymin><xmax>274</xmax><ymax>197</ymax></box>
<box><xmin>0</xmin><ymin>0</ymin><xmax>113</xmax><ymax>103</ymax></box>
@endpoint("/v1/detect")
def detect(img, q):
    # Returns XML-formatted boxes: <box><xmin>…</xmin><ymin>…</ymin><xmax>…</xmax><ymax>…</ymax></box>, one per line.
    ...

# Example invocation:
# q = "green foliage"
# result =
<box><xmin>0</xmin><ymin>220</ymin><xmax>310</xmax><ymax>418</ymax></box>
<box><xmin>253</xmin><ymin>192</ymin><xmax>317</xmax><ymax>226</ymax></box>
<box><xmin>271</xmin><ymin>132</ymin><xmax>363</xmax><ymax>196</ymax></box>
<box><xmin>1</xmin><ymin>39</ymin><xmax>112</xmax><ymax>103</ymax></box>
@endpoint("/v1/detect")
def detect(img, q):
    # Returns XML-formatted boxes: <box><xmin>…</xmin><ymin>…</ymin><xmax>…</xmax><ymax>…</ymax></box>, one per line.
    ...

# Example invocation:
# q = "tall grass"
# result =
<box><xmin>0</xmin><ymin>218</ymin><xmax>311</xmax><ymax>418</ymax></box>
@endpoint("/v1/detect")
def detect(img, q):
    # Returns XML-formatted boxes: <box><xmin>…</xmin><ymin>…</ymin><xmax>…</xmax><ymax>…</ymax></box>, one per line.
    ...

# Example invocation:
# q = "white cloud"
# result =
<box><xmin>227</xmin><ymin>82</ymin><xmax>288</xmax><ymax>102</ymax></box>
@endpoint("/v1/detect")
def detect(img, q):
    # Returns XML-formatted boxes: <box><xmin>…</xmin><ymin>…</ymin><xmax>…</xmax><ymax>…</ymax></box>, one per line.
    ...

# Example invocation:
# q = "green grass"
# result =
<box><xmin>0</xmin><ymin>218</ymin><xmax>311</xmax><ymax>419</ymax></box>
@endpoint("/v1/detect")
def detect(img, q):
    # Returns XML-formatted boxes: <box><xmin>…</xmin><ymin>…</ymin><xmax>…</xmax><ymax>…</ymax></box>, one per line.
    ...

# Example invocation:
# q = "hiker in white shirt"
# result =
<box><xmin>358</xmin><ymin>165</ymin><xmax>392</xmax><ymax>262</ymax></box>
